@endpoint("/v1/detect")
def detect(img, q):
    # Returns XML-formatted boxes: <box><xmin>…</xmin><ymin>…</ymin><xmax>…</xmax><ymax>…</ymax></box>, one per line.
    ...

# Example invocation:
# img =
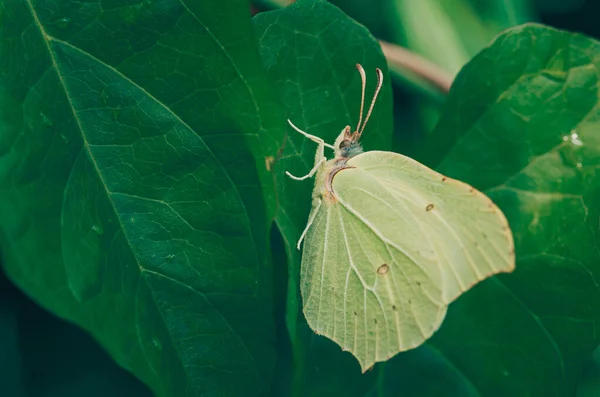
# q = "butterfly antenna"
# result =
<box><xmin>358</xmin><ymin>68</ymin><xmax>384</xmax><ymax>137</ymax></box>
<box><xmin>355</xmin><ymin>64</ymin><xmax>367</xmax><ymax>134</ymax></box>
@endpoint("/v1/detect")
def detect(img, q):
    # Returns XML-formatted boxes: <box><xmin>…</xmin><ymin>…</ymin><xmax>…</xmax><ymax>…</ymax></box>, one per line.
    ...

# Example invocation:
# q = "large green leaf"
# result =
<box><xmin>0</xmin><ymin>1</ymin><xmax>282</xmax><ymax>396</ymax></box>
<box><xmin>254</xmin><ymin>0</ymin><xmax>393</xmax><ymax>395</ymax></box>
<box><xmin>374</xmin><ymin>24</ymin><xmax>600</xmax><ymax>397</ymax></box>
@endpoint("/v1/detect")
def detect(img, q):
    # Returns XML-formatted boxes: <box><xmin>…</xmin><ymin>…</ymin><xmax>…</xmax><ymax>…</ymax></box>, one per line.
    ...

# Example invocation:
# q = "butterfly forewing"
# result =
<box><xmin>340</xmin><ymin>151</ymin><xmax>515</xmax><ymax>303</ymax></box>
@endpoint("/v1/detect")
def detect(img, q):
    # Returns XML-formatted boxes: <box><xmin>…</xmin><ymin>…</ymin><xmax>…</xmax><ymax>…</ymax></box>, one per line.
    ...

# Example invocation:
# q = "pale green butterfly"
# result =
<box><xmin>286</xmin><ymin>64</ymin><xmax>515</xmax><ymax>372</ymax></box>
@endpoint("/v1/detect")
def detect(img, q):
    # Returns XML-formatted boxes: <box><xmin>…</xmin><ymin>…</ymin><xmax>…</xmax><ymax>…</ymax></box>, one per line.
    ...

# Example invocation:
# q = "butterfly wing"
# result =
<box><xmin>300</xmin><ymin>150</ymin><xmax>515</xmax><ymax>371</ymax></box>
<box><xmin>339</xmin><ymin>151</ymin><xmax>515</xmax><ymax>304</ymax></box>
<box><xmin>300</xmin><ymin>170</ymin><xmax>448</xmax><ymax>372</ymax></box>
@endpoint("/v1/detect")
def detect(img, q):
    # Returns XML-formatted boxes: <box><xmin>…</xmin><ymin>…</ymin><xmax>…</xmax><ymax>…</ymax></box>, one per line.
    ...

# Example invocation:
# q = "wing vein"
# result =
<box><xmin>336</xmin><ymin>195</ymin><xmax>431</xmax><ymax>279</ymax></box>
<box><xmin>315</xmin><ymin>206</ymin><xmax>332</xmax><ymax>330</ymax></box>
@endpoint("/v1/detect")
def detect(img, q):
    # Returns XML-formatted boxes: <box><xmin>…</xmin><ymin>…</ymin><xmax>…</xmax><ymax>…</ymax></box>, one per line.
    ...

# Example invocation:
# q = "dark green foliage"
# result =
<box><xmin>1</xmin><ymin>0</ymin><xmax>600</xmax><ymax>396</ymax></box>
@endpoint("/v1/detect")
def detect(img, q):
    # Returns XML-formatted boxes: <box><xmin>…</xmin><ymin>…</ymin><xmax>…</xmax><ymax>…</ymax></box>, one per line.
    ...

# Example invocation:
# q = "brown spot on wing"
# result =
<box><xmin>377</xmin><ymin>264</ymin><xmax>389</xmax><ymax>274</ymax></box>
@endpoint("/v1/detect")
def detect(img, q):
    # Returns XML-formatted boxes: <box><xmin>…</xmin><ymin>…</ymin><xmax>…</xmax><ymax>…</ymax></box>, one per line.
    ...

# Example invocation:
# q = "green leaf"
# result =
<box><xmin>0</xmin><ymin>1</ymin><xmax>282</xmax><ymax>396</ymax></box>
<box><xmin>328</xmin><ymin>0</ymin><xmax>392</xmax><ymax>41</ymax></box>
<box><xmin>386</xmin><ymin>0</ymin><xmax>474</xmax><ymax>75</ymax></box>
<box><xmin>254</xmin><ymin>0</ymin><xmax>392</xmax><ymax>394</ymax></box>
<box><xmin>466</xmin><ymin>0</ymin><xmax>535</xmax><ymax>28</ymax></box>
<box><xmin>377</xmin><ymin>23</ymin><xmax>600</xmax><ymax>397</ymax></box>
<box><xmin>387</xmin><ymin>0</ymin><xmax>537</xmax><ymax>163</ymax></box>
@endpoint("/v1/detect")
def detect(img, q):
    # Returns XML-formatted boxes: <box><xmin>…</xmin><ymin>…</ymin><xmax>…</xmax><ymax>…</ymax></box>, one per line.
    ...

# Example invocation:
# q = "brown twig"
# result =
<box><xmin>378</xmin><ymin>40</ymin><xmax>454</xmax><ymax>94</ymax></box>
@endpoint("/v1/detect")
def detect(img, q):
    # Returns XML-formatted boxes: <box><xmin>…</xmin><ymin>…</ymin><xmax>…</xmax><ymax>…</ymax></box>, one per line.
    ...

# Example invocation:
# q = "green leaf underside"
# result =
<box><xmin>0</xmin><ymin>1</ymin><xmax>281</xmax><ymax>396</ymax></box>
<box><xmin>378</xmin><ymin>24</ymin><xmax>600</xmax><ymax>397</ymax></box>
<box><xmin>300</xmin><ymin>151</ymin><xmax>514</xmax><ymax>371</ymax></box>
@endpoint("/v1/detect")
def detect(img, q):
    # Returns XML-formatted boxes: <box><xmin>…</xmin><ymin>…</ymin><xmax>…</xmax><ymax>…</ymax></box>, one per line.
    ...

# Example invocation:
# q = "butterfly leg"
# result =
<box><xmin>285</xmin><ymin>156</ymin><xmax>325</xmax><ymax>180</ymax></box>
<box><xmin>287</xmin><ymin>119</ymin><xmax>335</xmax><ymax>149</ymax></box>
<box><xmin>286</xmin><ymin>126</ymin><xmax>328</xmax><ymax>180</ymax></box>
<box><xmin>296</xmin><ymin>197</ymin><xmax>322</xmax><ymax>249</ymax></box>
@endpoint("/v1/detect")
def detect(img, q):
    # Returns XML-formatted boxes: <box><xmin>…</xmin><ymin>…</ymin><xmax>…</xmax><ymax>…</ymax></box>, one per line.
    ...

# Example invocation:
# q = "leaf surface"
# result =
<box><xmin>0</xmin><ymin>1</ymin><xmax>282</xmax><ymax>395</ymax></box>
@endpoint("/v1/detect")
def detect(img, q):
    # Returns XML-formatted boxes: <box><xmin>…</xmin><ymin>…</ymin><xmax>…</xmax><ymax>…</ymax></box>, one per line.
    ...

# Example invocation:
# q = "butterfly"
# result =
<box><xmin>285</xmin><ymin>64</ymin><xmax>515</xmax><ymax>372</ymax></box>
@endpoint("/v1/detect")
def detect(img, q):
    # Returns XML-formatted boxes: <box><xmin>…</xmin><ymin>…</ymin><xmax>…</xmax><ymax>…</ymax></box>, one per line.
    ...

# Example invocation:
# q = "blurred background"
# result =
<box><xmin>2</xmin><ymin>0</ymin><xmax>600</xmax><ymax>396</ymax></box>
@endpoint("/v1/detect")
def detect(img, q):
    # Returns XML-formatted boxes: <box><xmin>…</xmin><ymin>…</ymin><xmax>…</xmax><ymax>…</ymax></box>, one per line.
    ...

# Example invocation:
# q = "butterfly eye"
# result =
<box><xmin>339</xmin><ymin>140</ymin><xmax>350</xmax><ymax>149</ymax></box>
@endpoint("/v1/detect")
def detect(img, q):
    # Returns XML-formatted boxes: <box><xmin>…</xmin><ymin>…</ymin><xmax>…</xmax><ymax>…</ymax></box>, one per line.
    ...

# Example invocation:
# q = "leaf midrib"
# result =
<box><xmin>23</xmin><ymin>0</ymin><xmax>261</xmax><ymax>391</ymax></box>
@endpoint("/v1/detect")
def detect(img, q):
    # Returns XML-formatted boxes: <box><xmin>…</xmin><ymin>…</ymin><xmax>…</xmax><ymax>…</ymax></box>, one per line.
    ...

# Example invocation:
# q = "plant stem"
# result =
<box><xmin>379</xmin><ymin>40</ymin><xmax>453</xmax><ymax>94</ymax></box>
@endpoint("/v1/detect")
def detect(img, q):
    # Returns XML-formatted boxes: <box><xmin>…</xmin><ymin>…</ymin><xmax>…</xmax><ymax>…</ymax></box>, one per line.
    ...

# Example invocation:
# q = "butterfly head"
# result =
<box><xmin>334</xmin><ymin>64</ymin><xmax>384</xmax><ymax>159</ymax></box>
<box><xmin>334</xmin><ymin>125</ymin><xmax>363</xmax><ymax>158</ymax></box>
